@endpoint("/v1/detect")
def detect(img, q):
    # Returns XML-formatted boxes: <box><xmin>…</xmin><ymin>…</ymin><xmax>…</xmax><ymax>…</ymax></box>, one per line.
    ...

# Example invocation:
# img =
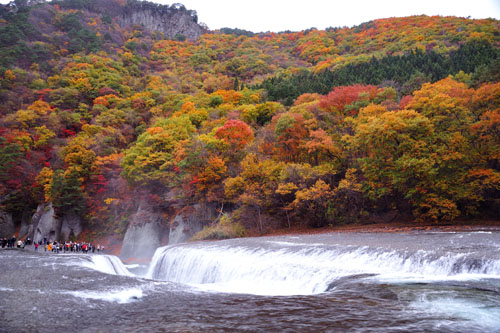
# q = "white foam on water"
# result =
<box><xmin>66</xmin><ymin>287</ymin><xmax>143</xmax><ymax>304</ymax></box>
<box><xmin>374</xmin><ymin>272</ymin><xmax>497</xmax><ymax>284</ymax></box>
<box><xmin>146</xmin><ymin>241</ymin><xmax>500</xmax><ymax>296</ymax></box>
<box><xmin>411</xmin><ymin>295</ymin><xmax>500</xmax><ymax>330</ymax></box>
<box><xmin>188</xmin><ymin>280</ymin><xmax>318</xmax><ymax>296</ymax></box>
<box><xmin>148</xmin><ymin>245</ymin><xmax>351</xmax><ymax>295</ymax></box>
<box><xmin>267</xmin><ymin>241</ymin><xmax>327</xmax><ymax>247</ymax></box>
<box><xmin>81</xmin><ymin>255</ymin><xmax>133</xmax><ymax>276</ymax></box>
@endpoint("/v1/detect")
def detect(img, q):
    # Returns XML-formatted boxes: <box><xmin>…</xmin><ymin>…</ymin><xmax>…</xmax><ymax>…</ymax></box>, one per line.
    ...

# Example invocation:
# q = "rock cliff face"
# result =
<box><xmin>18</xmin><ymin>211</ymin><xmax>34</xmax><ymax>240</ymax></box>
<box><xmin>0</xmin><ymin>210</ymin><xmax>15</xmax><ymax>238</ymax></box>
<box><xmin>47</xmin><ymin>0</ymin><xmax>205</xmax><ymax>41</ymax></box>
<box><xmin>30</xmin><ymin>203</ymin><xmax>83</xmax><ymax>243</ymax></box>
<box><xmin>119</xmin><ymin>200</ymin><xmax>217</xmax><ymax>260</ymax></box>
<box><xmin>60</xmin><ymin>213</ymin><xmax>83</xmax><ymax>241</ymax></box>
<box><xmin>119</xmin><ymin>201</ymin><xmax>168</xmax><ymax>261</ymax></box>
<box><xmin>169</xmin><ymin>203</ymin><xmax>216</xmax><ymax>244</ymax></box>
<box><xmin>32</xmin><ymin>203</ymin><xmax>60</xmax><ymax>243</ymax></box>
<box><xmin>118</xmin><ymin>8</ymin><xmax>204</xmax><ymax>40</ymax></box>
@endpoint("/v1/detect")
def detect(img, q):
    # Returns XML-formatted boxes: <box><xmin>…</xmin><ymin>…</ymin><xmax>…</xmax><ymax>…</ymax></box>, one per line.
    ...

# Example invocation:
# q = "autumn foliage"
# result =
<box><xmin>0</xmin><ymin>0</ymin><xmax>499</xmax><ymax>237</ymax></box>
<box><xmin>215</xmin><ymin>120</ymin><xmax>254</xmax><ymax>150</ymax></box>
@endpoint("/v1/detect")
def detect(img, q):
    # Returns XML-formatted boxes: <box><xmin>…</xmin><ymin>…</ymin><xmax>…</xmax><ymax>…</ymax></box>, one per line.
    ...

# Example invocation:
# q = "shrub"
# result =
<box><xmin>191</xmin><ymin>214</ymin><xmax>246</xmax><ymax>240</ymax></box>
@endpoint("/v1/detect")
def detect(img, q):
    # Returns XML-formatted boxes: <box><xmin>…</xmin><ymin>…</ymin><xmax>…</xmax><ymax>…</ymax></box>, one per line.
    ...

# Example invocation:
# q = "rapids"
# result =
<box><xmin>146</xmin><ymin>232</ymin><xmax>500</xmax><ymax>295</ymax></box>
<box><xmin>1</xmin><ymin>230</ymin><xmax>499</xmax><ymax>332</ymax></box>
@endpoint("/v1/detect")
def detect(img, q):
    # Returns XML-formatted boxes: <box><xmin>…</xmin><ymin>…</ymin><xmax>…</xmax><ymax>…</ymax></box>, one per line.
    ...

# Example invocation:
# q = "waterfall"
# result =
<box><xmin>81</xmin><ymin>255</ymin><xmax>134</xmax><ymax>276</ymax></box>
<box><xmin>146</xmin><ymin>239</ymin><xmax>500</xmax><ymax>296</ymax></box>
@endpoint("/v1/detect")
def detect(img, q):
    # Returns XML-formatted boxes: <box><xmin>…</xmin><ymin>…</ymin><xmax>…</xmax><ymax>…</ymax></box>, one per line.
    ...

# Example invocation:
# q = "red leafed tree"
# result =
<box><xmin>215</xmin><ymin>120</ymin><xmax>254</xmax><ymax>150</ymax></box>
<box><xmin>399</xmin><ymin>95</ymin><xmax>413</xmax><ymax>109</ymax></box>
<box><xmin>318</xmin><ymin>84</ymin><xmax>378</xmax><ymax>115</ymax></box>
<box><xmin>273</xmin><ymin>113</ymin><xmax>308</xmax><ymax>162</ymax></box>
<box><xmin>0</xmin><ymin>128</ymin><xmax>42</xmax><ymax>211</ymax></box>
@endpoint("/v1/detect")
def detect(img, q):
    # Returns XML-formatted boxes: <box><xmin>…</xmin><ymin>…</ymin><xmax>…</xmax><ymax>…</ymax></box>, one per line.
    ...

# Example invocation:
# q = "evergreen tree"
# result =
<box><xmin>50</xmin><ymin>169</ymin><xmax>85</xmax><ymax>216</ymax></box>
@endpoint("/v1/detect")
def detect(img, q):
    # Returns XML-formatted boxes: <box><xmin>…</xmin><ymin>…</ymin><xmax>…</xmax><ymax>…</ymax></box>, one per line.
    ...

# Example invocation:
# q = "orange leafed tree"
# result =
<box><xmin>215</xmin><ymin>119</ymin><xmax>254</xmax><ymax>150</ymax></box>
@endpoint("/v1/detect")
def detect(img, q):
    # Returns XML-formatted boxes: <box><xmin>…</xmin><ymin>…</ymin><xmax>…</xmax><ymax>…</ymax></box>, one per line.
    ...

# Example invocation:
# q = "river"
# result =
<box><xmin>1</xmin><ymin>230</ymin><xmax>500</xmax><ymax>332</ymax></box>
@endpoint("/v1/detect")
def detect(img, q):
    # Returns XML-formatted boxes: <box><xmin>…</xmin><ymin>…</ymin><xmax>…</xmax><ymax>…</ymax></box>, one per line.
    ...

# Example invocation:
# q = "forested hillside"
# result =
<box><xmin>1</xmin><ymin>0</ymin><xmax>499</xmax><ymax>240</ymax></box>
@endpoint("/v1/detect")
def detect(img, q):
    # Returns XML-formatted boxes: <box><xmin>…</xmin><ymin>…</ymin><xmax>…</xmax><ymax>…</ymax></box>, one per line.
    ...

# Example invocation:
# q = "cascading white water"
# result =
<box><xmin>146</xmin><ymin>237</ymin><xmax>500</xmax><ymax>296</ymax></box>
<box><xmin>3</xmin><ymin>232</ymin><xmax>500</xmax><ymax>332</ymax></box>
<box><xmin>81</xmin><ymin>255</ymin><xmax>134</xmax><ymax>276</ymax></box>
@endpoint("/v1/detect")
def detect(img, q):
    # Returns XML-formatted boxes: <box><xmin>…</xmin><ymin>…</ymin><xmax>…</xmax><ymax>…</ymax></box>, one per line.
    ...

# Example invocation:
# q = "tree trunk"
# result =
<box><xmin>257</xmin><ymin>206</ymin><xmax>263</xmax><ymax>233</ymax></box>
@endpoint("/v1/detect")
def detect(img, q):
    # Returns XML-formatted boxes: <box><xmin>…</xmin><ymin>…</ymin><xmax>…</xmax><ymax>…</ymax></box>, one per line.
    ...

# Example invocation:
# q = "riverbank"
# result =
<box><xmin>260</xmin><ymin>219</ymin><xmax>500</xmax><ymax>237</ymax></box>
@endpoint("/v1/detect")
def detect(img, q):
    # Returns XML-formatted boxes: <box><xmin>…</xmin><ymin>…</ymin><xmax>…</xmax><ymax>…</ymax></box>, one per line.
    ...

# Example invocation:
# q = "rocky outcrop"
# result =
<box><xmin>31</xmin><ymin>203</ymin><xmax>60</xmax><ymax>243</ymax></box>
<box><xmin>30</xmin><ymin>203</ymin><xmax>83</xmax><ymax>242</ymax></box>
<box><xmin>120</xmin><ymin>221</ymin><xmax>164</xmax><ymax>260</ymax></box>
<box><xmin>0</xmin><ymin>210</ymin><xmax>15</xmax><ymax>238</ymax></box>
<box><xmin>18</xmin><ymin>211</ymin><xmax>34</xmax><ymax>240</ymax></box>
<box><xmin>47</xmin><ymin>0</ymin><xmax>205</xmax><ymax>41</ymax></box>
<box><xmin>119</xmin><ymin>203</ymin><xmax>168</xmax><ymax>261</ymax></box>
<box><xmin>169</xmin><ymin>203</ymin><xmax>216</xmax><ymax>244</ymax></box>
<box><xmin>60</xmin><ymin>213</ymin><xmax>83</xmax><ymax>241</ymax></box>
<box><xmin>118</xmin><ymin>7</ymin><xmax>204</xmax><ymax>40</ymax></box>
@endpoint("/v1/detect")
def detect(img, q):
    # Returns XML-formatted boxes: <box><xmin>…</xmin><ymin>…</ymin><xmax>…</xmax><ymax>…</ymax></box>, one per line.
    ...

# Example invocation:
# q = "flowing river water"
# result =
<box><xmin>1</xmin><ymin>230</ymin><xmax>500</xmax><ymax>332</ymax></box>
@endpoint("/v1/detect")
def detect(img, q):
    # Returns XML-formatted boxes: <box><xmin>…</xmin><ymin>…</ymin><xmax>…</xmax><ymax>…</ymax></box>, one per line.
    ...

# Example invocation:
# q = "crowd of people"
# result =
<box><xmin>37</xmin><ymin>239</ymin><xmax>104</xmax><ymax>254</ymax></box>
<box><xmin>1</xmin><ymin>236</ymin><xmax>105</xmax><ymax>254</ymax></box>
<box><xmin>0</xmin><ymin>235</ymin><xmax>24</xmax><ymax>248</ymax></box>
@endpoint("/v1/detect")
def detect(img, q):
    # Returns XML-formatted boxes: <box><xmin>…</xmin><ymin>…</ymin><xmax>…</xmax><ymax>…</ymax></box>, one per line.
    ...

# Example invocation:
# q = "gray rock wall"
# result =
<box><xmin>0</xmin><ymin>210</ymin><xmax>15</xmax><ymax>238</ymax></box>
<box><xmin>18</xmin><ymin>211</ymin><xmax>34</xmax><ymax>240</ymax></box>
<box><xmin>60</xmin><ymin>213</ymin><xmax>83</xmax><ymax>241</ymax></box>
<box><xmin>120</xmin><ymin>221</ymin><xmax>164</xmax><ymax>260</ymax></box>
<box><xmin>1</xmin><ymin>204</ymin><xmax>83</xmax><ymax>242</ymax></box>
<box><xmin>118</xmin><ymin>10</ymin><xmax>204</xmax><ymax>40</ymax></box>
<box><xmin>168</xmin><ymin>204</ymin><xmax>216</xmax><ymax>244</ymax></box>
<box><xmin>30</xmin><ymin>203</ymin><xmax>83</xmax><ymax>243</ymax></box>
<box><xmin>32</xmin><ymin>203</ymin><xmax>60</xmax><ymax>243</ymax></box>
<box><xmin>120</xmin><ymin>203</ymin><xmax>168</xmax><ymax>261</ymax></box>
